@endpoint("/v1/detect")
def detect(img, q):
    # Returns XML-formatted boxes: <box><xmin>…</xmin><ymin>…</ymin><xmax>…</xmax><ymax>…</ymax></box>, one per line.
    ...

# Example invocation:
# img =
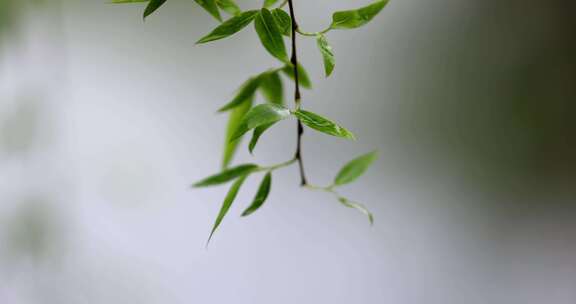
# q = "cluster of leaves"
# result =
<box><xmin>194</xmin><ymin>150</ymin><xmax>378</xmax><ymax>242</ymax></box>
<box><xmin>113</xmin><ymin>0</ymin><xmax>389</xmax><ymax>244</ymax></box>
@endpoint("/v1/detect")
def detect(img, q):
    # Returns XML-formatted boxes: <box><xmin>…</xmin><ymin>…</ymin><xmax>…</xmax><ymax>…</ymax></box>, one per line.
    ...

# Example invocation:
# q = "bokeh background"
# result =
<box><xmin>1</xmin><ymin>0</ymin><xmax>575</xmax><ymax>303</ymax></box>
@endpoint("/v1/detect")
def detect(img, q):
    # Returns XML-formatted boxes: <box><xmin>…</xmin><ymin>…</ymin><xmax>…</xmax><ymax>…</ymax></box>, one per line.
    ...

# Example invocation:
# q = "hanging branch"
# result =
<box><xmin>113</xmin><ymin>0</ymin><xmax>390</xmax><ymax>244</ymax></box>
<box><xmin>286</xmin><ymin>0</ymin><xmax>308</xmax><ymax>186</ymax></box>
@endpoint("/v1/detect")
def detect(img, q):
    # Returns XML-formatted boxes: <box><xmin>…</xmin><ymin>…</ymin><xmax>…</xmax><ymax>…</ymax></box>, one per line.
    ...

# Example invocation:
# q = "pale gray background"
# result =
<box><xmin>1</xmin><ymin>0</ymin><xmax>575</xmax><ymax>303</ymax></box>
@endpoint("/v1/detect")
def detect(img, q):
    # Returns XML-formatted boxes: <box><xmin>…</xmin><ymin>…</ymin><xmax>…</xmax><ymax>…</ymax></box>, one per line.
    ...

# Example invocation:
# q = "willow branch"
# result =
<box><xmin>287</xmin><ymin>0</ymin><xmax>308</xmax><ymax>186</ymax></box>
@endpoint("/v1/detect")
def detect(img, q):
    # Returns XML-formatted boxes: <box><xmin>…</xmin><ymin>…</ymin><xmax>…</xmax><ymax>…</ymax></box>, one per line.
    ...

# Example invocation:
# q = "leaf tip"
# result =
<box><xmin>205</xmin><ymin>232</ymin><xmax>215</xmax><ymax>248</ymax></box>
<box><xmin>347</xmin><ymin>132</ymin><xmax>357</xmax><ymax>141</ymax></box>
<box><xmin>191</xmin><ymin>182</ymin><xmax>203</xmax><ymax>188</ymax></box>
<box><xmin>196</xmin><ymin>37</ymin><xmax>209</xmax><ymax>44</ymax></box>
<box><xmin>217</xmin><ymin>105</ymin><xmax>230</xmax><ymax>113</ymax></box>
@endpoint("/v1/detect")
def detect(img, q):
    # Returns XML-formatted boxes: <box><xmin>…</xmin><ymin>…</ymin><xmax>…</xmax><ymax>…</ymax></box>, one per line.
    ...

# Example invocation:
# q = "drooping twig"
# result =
<box><xmin>287</xmin><ymin>0</ymin><xmax>308</xmax><ymax>186</ymax></box>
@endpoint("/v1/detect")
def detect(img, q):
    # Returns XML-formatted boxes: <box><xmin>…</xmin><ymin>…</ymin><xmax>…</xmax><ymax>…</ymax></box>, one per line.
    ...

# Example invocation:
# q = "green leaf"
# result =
<box><xmin>263</xmin><ymin>0</ymin><xmax>279</xmax><ymax>8</ymax></box>
<box><xmin>207</xmin><ymin>175</ymin><xmax>248</xmax><ymax>244</ymax></box>
<box><xmin>247</xmin><ymin>72</ymin><xmax>283</xmax><ymax>154</ymax></box>
<box><xmin>338</xmin><ymin>197</ymin><xmax>374</xmax><ymax>225</ymax></box>
<box><xmin>193</xmin><ymin>164</ymin><xmax>258</xmax><ymax>187</ymax></box>
<box><xmin>254</xmin><ymin>9</ymin><xmax>289</xmax><ymax>62</ymax></box>
<box><xmin>281</xmin><ymin>63</ymin><xmax>312</xmax><ymax>89</ymax></box>
<box><xmin>334</xmin><ymin>151</ymin><xmax>378</xmax><ymax>186</ymax></box>
<box><xmin>231</xmin><ymin>104</ymin><xmax>291</xmax><ymax>141</ymax></box>
<box><xmin>248</xmin><ymin>122</ymin><xmax>274</xmax><ymax>154</ymax></box>
<box><xmin>259</xmin><ymin>71</ymin><xmax>283</xmax><ymax>105</ymax></box>
<box><xmin>194</xmin><ymin>0</ymin><xmax>222</xmax><ymax>22</ymax></box>
<box><xmin>216</xmin><ymin>0</ymin><xmax>241</xmax><ymax>16</ymax></box>
<box><xmin>271</xmin><ymin>8</ymin><xmax>292</xmax><ymax>36</ymax></box>
<box><xmin>222</xmin><ymin>96</ymin><xmax>253</xmax><ymax>168</ymax></box>
<box><xmin>242</xmin><ymin>172</ymin><xmax>272</xmax><ymax>216</ymax></box>
<box><xmin>197</xmin><ymin>10</ymin><xmax>259</xmax><ymax>44</ymax></box>
<box><xmin>294</xmin><ymin>109</ymin><xmax>355</xmax><ymax>140</ymax></box>
<box><xmin>317</xmin><ymin>34</ymin><xmax>335</xmax><ymax>77</ymax></box>
<box><xmin>330</xmin><ymin>0</ymin><xmax>389</xmax><ymax>30</ymax></box>
<box><xmin>218</xmin><ymin>74</ymin><xmax>262</xmax><ymax>112</ymax></box>
<box><xmin>143</xmin><ymin>0</ymin><xmax>167</xmax><ymax>19</ymax></box>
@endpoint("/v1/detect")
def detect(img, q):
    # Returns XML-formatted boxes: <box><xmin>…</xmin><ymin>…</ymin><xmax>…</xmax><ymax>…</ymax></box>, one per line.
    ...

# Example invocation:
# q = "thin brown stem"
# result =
<box><xmin>287</xmin><ymin>0</ymin><xmax>307</xmax><ymax>186</ymax></box>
